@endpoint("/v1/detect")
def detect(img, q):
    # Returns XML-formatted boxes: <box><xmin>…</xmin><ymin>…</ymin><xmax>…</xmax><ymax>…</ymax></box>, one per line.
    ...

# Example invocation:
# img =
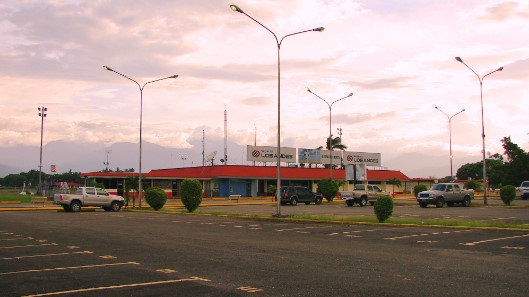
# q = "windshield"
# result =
<box><xmin>431</xmin><ymin>184</ymin><xmax>447</xmax><ymax>191</ymax></box>
<box><xmin>354</xmin><ymin>184</ymin><xmax>365</xmax><ymax>190</ymax></box>
<box><xmin>522</xmin><ymin>181</ymin><xmax>529</xmax><ymax>187</ymax></box>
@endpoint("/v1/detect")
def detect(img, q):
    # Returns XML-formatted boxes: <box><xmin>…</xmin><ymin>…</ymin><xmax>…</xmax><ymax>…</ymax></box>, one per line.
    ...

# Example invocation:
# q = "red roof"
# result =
<box><xmin>82</xmin><ymin>165</ymin><xmax>410</xmax><ymax>181</ymax></box>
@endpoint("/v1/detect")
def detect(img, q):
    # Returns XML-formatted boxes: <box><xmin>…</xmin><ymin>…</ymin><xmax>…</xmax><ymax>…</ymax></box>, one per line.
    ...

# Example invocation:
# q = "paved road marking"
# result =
<box><xmin>1</xmin><ymin>251</ymin><xmax>93</xmax><ymax>260</ymax></box>
<box><xmin>461</xmin><ymin>233</ymin><xmax>529</xmax><ymax>246</ymax></box>
<box><xmin>23</xmin><ymin>276</ymin><xmax>211</xmax><ymax>297</ymax></box>
<box><xmin>276</xmin><ymin>227</ymin><xmax>319</xmax><ymax>232</ymax></box>
<box><xmin>501</xmin><ymin>246</ymin><xmax>525</xmax><ymax>250</ymax></box>
<box><xmin>0</xmin><ymin>243</ymin><xmax>58</xmax><ymax>249</ymax></box>
<box><xmin>156</xmin><ymin>268</ymin><xmax>177</xmax><ymax>273</ymax></box>
<box><xmin>237</xmin><ymin>286</ymin><xmax>264</xmax><ymax>293</ymax></box>
<box><xmin>0</xmin><ymin>261</ymin><xmax>139</xmax><ymax>275</ymax></box>
<box><xmin>99</xmin><ymin>255</ymin><xmax>117</xmax><ymax>259</ymax></box>
<box><xmin>385</xmin><ymin>229</ymin><xmax>473</xmax><ymax>240</ymax></box>
<box><xmin>0</xmin><ymin>237</ymin><xmax>33</xmax><ymax>241</ymax></box>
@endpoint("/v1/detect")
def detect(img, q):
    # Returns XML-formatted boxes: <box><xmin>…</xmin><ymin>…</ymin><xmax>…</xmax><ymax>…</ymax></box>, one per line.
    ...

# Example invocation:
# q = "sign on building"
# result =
<box><xmin>50</xmin><ymin>164</ymin><xmax>57</xmax><ymax>172</ymax></box>
<box><xmin>345</xmin><ymin>164</ymin><xmax>367</xmax><ymax>181</ymax></box>
<box><xmin>319</xmin><ymin>150</ymin><xmax>342</xmax><ymax>165</ymax></box>
<box><xmin>343</xmin><ymin>152</ymin><xmax>381</xmax><ymax>166</ymax></box>
<box><xmin>247</xmin><ymin>145</ymin><xmax>296</xmax><ymax>163</ymax></box>
<box><xmin>298</xmin><ymin>148</ymin><xmax>321</xmax><ymax>164</ymax></box>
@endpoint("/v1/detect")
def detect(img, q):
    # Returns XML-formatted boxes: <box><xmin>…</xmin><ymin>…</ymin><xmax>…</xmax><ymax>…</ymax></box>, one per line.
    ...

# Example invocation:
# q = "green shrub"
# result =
<box><xmin>499</xmin><ymin>185</ymin><xmax>516</xmax><ymax>206</ymax></box>
<box><xmin>413</xmin><ymin>184</ymin><xmax>428</xmax><ymax>197</ymax></box>
<box><xmin>465</xmin><ymin>180</ymin><xmax>482</xmax><ymax>191</ymax></box>
<box><xmin>267</xmin><ymin>185</ymin><xmax>277</xmax><ymax>196</ymax></box>
<box><xmin>374</xmin><ymin>195</ymin><xmax>394</xmax><ymax>222</ymax></box>
<box><xmin>317</xmin><ymin>178</ymin><xmax>340</xmax><ymax>202</ymax></box>
<box><xmin>145</xmin><ymin>187</ymin><xmax>167</xmax><ymax>210</ymax></box>
<box><xmin>181</xmin><ymin>179</ymin><xmax>203</xmax><ymax>212</ymax></box>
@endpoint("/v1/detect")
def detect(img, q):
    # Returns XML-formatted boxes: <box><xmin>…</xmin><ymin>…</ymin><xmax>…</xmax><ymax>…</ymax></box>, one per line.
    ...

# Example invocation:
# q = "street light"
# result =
<box><xmin>103</xmin><ymin>66</ymin><xmax>178</xmax><ymax>208</ymax></box>
<box><xmin>38</xmin><ymin>106</ymin><xmax>47</xmax><ymax>195</ymax></box>
<box><xmin>433</xmin><ymin>104</ymin><xmax>465</xmax><ymax>179</ymax></box>
<box><xmin>307</xmin><ymin>88</ymin><xmax>353</xmax><ymax>178</ymax></box>
<box><xmin>455</xmin><ymin>56</ymin><xmax>503</xmax><ymax>205</ymax></box>
<box><xmin>230</xmin><ymin>4</ymin><xmax>324</xmax><ymax>217</ymax></box>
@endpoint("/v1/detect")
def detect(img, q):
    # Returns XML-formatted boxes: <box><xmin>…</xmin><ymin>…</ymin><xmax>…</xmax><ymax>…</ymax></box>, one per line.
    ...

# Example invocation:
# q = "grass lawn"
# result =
<box><xmin>0</xmin><ymin>189</ymin><xmax>39</xmax><ymax>203</ymax></box>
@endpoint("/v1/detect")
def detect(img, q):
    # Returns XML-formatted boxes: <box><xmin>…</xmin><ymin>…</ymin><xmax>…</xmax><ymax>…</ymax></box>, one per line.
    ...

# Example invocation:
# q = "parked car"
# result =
<box><xmin>518</xmin><ymin>181</ymin><xmax>529</xmax><ymax>200</ymax></box>
<box><xmin>54</xmin><ymin>187</ymin><xmax>126</xmax><ymax>212</ymax></box>
<box><xmin>338</xmin><ymin>184</ymin><xmax>391</xmax><ymax>207</ymax></box>
<box><xmin>416</xmin><ymin>183</ymin><xmax>474</xmax><ymax>208</ymax></box>
<box><xmin>279</xmin><ymin>186</ymin><xmax>323</xmax><ymax>206</ymax></box>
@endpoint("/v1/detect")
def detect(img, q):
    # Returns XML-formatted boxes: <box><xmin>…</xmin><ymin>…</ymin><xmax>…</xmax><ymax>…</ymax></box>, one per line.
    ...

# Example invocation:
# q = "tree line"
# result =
<box><xmin>456</xmin><ymin>137</ymin><xmax>529</xmax><ymax>189</ymax></box>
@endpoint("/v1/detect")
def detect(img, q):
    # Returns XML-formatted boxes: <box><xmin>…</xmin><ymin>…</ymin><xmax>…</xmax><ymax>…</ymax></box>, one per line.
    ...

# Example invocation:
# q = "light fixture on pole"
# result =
<box><xmin>307</xmin><ymin>88</ymin><xmax>353</xmax><ymax>178</ymax></box>
<box><xmin>230</xmin><ymin>4</ymin><xmax>324</xmax><ymax>217</ymax></box>
<box><xmin>455</xmin><ymin>56</ymin><xmax>503</xmax><ymax>205</ymax></box>
<box><xmin>103</xmin><ymin>66</ymin><xmax>178</xmax><ymax>208</ymax></box>
<box><xmin>38</xmin><ymin>106</ymin><xmax>47</xmax><ymax>195</ymax></box>
<box><xmin>433</xmin><ymin>104</ymin><xmax>465</xmax><ymax>179</ymax></box>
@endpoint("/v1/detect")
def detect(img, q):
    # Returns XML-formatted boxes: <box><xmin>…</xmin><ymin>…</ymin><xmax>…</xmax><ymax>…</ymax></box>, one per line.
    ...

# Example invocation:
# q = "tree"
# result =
<box><xmin>181</xmin><ymin>179</ymin><xmax>202</xmax><ymax>212</ymax></box>
<box><xmin>317</xmin><ymin>178</ymin><xmax>341</xmax><ymax>202</ymax></box>
<box><xmin>387</xmin><ymin>178</ymin><xmax>401</xmax><ymax>195</ymax></box>
<box><xmin>501</xmin><ymin>136</ymin><xmax>529</xmax><ymax>186</ymax></box>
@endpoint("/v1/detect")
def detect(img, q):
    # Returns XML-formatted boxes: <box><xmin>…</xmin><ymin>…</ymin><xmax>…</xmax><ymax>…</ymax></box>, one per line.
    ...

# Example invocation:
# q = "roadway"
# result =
<box><xmin>1</xmin><ymin>209</ymin><xmax>528</xmax><ymax>296</ymax></box>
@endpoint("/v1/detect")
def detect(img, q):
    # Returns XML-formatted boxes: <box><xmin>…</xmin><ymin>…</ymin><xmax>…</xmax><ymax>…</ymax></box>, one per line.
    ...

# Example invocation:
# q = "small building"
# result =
<box><xmin>81</xmin><ymin>165</ymin><xmax>411</xmax><ymax>198</ymax></box>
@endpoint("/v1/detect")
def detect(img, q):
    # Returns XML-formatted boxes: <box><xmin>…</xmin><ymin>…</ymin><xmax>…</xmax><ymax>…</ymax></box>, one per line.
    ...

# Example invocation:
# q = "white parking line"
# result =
<box><xmin>0</xmin><ymin>243</ymin><xmax>58</xmax><ymax>249</ymax></box>
<box><xmin>23</xmin><ymin>276</ymin><xmax>211</xmax><ymax>297</ymax></box>
<box><xmin>461</xmin><ymin>233</ymin><xmax>529</xmax><ymax>246</ymax></box>
<box><xmin>385</xmin><ymin>229</ymin><xmax>473</xmax><ymax>240</ymax></box>
<box><xmin>0</xmin><ymin>262</ymin><xmax>139</xmax><ymax>276</ymax></box>
<box><xmin>0</xmin><ymin>237</ymin><xmax>33</xmax><ymax>241</ymax></box>
<box><xmin>1</xmin><ymin>251</ymin><xmax>93</xmax><ymax>260</ymax></box>
<box><xmin>276</xmin><ymin>227</ymin><xmax>319</xmax><ymax>232</ymax></box>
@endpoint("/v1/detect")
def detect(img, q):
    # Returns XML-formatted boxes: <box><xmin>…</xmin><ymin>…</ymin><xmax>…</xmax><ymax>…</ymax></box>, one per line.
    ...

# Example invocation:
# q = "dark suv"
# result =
<box><xmin>279</xmin><ymin>186</ymin><xmax>323</xmax><ymax>206</ymax></box>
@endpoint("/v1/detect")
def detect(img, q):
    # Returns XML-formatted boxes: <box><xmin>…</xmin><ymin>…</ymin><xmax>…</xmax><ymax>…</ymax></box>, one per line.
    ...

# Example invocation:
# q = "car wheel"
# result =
<box><xmin>419</xmin><ymin>202</ymin><xmax>427</xmax><ymax>208</ymax></box>
<box><xmin>446</xmin><ymin>202</ymin><xmax>454</xmax><ymax>207</ymax></box>
<box><xmin>290</xmin><ymin>198</ymin><xmax>298</xmax><ymax>206</ymax></box>
<box><xmin>111</xmin><ymin>201</ymin><xmax>122</xmax><ymax>212</ymax></box>
<box><xmin>315</xmin><ymin>197</ymin><xmax>322</xmax><ymax>205</ymax></box>
<box><xmin>346</xmin><ymin>200</ymin><xmax>355</xmax><ymax>207</ymax></box>
<box><xmin>102</xmin><ymin>206</ymin><xmax>111</xmax><ymax>211</ymax></box>
<box><xmin>70</xmin><ymin>201</ymin><xmax>81</xmax><ymax>212</ymax></box>
<box><xmin>435</xmin><ymin>198</ymin><xmax>445</xmax><ymax>208</ymax></box>
<box><xmin>62</xmin><ymin>205</ymin><xmax>71</xmax><ymax>212</ymax></box>
<box><xmin>359</xmin><ymin>197</ymin><xmax>368</xmax><ymax>207</ymax></box>
<box><xmin>462</xmin><ymin>196</ymin><xmax>471</xmax><ymax>207</ymax></box>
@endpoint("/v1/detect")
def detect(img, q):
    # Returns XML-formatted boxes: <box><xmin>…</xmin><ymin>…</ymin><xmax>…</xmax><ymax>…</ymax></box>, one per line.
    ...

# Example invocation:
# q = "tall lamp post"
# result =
<box><xmin>230</xmin><ymin>4</ymin><xmax>324</xmax><ymax>217</ymax></box>
<box><xmin>433</xmin><ymin>104</ymin><xmax>465</xmax><ymax>179</ymax></box>
<box><xmin>307</xmin><ymin>88</ymin><xmax>353</xmax><ymax>178</ymax></box>
<box><xmin>103</xmin><ymin>66</ymin><xmax>178</xmax><ymax>208</ymax></box>
<box><xmin>455</xmin><ymin>56</ymin><xmax>503</xmax><ymax>205</ymax></box>
<box><xmin>38</xmin><ymin>106</ymin><xmax>47</xmax><ymax>194</ymax></box>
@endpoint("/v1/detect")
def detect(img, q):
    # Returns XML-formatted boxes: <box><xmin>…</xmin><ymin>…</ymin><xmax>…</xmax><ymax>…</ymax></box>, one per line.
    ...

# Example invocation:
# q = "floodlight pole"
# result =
<box><xmin>38</xmin><ymin>106</ymin><xmax>47</xmax><ymax>195</ymax></box>
<box><xmin>103</xmin><ymin>66</ymin><xmax>178</xmax><ymax>208</ymax></box>
<box><xmin>230</xmin><ymin>4</ymin><xmax>324</xmax><ymax>216</ymax></box>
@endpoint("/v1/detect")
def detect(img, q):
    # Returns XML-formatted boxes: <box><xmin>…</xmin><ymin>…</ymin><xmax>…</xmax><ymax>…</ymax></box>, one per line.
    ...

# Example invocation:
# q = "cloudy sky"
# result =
<box><xmin>1</xmin><ymin>0</ymin><xmax>528</xmax><ymax>177</ymax></box>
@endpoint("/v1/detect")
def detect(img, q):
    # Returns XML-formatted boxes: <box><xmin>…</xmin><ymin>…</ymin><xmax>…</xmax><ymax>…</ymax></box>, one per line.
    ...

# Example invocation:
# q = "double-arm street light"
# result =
<box><xmin>230</xmin><ymin>4</ymin><xmax>324</xmax><ymax>217</ymax></box>
<box><xmin>307</xmin><ymin>88</ymin><xmax>353</xmax><ymax>178</ymax></box>
<box><xmin>433</xmin><ymin>104</ymin><xmax>465</xmax><ymax>179</ymax></box>
<box><xmin>103</xmin><ymin>66</ymin><xmax>178</xmax><ymax>208</ymax></box>
<box><xmin>455</xmin><ymin>56</ymin><xmax>503</xmax><ymax>205</ymax></box>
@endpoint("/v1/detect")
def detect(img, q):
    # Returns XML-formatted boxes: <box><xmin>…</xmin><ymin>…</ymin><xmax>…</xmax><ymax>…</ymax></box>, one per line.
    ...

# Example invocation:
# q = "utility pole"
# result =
<box><xmin>38</xmin><ymin>106</ymin><xmax>47</xmax><ymax>195</ymax></box>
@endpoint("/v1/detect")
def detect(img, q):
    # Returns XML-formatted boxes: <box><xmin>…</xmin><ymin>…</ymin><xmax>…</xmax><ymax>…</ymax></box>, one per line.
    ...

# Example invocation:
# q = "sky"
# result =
<box><xmin>1</xmin><ymin>0</ymin><xmax>528</xmax><ymax>178</ymax></box>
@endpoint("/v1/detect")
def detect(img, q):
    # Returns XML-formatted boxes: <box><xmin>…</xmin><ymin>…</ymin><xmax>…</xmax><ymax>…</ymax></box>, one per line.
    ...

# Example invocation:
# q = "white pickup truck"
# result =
<box><xmin>416</xmin><ymin>183</ymin><xmax>474</xmax><ymax>208</ymax></box>
<box><xmin>54</xmin><ymin>187</ymin><xmax>126</xmax><ymax>212</ymax></box>
<box><xmin>338</xmin><ymin>184</ymin><xmax>391</xmax><ymax>207</ymax></box>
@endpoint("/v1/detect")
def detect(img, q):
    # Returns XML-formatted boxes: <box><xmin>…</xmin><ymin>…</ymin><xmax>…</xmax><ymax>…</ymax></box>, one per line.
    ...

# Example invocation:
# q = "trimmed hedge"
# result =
<box><xmin>317</xmin><ymin>178</ymin><xmax>340</xmax><ymax>202</ymax></box>
<box><xmin>181</xmin><ymin>179</ymin><xmax>203</xmax><ymax>212</ymax></box>
<box><xmin>374</xmin><ymin>195</ymin><xmax>394</xmax><ymax>222</ymax></box>
<box><xmin>499</xmin><ymin>185</ymin><xmax>516</xmax><ymax>206</ymax></box>
<box><xmin>145</xmin><ymin>187</ymin><xmax>167</xmax><ymax>210</ymax></box>
<box><xmin>413</xmin><ymin>184</ymin><xmax>428</xmax><ymax>197</ymax></box>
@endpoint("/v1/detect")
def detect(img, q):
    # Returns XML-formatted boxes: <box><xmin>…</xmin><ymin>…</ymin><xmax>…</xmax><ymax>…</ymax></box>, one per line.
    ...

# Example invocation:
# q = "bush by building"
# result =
<box><xmin>374</xmin><ymin>195</ymin><xmax>394</xmax><ymax>222</ymax></box>
<box><xmin>145</xmin><ymin>187</ymin><xmax>167</xmax><ymax>210</ymax></box>
<box><xmin>181</xmin><ymin>179</ymin><xmax>202</xmax><ymax>212</ymax></box>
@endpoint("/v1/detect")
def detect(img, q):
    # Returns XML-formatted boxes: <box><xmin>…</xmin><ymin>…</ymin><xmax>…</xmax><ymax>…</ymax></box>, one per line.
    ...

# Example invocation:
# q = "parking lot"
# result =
<box><xmin>1</xmin><ymin>209</ymin><xmax>528</xmax><ymax>296</ymax></box>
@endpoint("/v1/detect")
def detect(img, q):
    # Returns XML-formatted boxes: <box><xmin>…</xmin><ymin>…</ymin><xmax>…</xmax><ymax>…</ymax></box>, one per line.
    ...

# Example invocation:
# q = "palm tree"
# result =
<box><xmin>388</xmin><ymin>178</ymin><xmax>402</xmax><ymax>196</ymax></box>
<box><xmin>316</xmin><ymin>136</ymin><xmax>347</xmax><ymax>168</ymax></box>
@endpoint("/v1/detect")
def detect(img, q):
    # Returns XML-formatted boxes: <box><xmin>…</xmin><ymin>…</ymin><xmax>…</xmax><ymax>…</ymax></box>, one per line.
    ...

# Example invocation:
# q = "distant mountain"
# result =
<box><xmin>0</xmin><ymin>141</ymin><xmax>481</xmax><ymax>179</ymax></box>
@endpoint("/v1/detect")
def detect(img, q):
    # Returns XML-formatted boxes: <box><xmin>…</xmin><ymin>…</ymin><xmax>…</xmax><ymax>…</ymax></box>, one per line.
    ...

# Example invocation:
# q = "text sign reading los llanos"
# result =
<box><xmin>247</xmin><ymin>145</ymin><xmax>381</xmax><ymax>167</ymax></box>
